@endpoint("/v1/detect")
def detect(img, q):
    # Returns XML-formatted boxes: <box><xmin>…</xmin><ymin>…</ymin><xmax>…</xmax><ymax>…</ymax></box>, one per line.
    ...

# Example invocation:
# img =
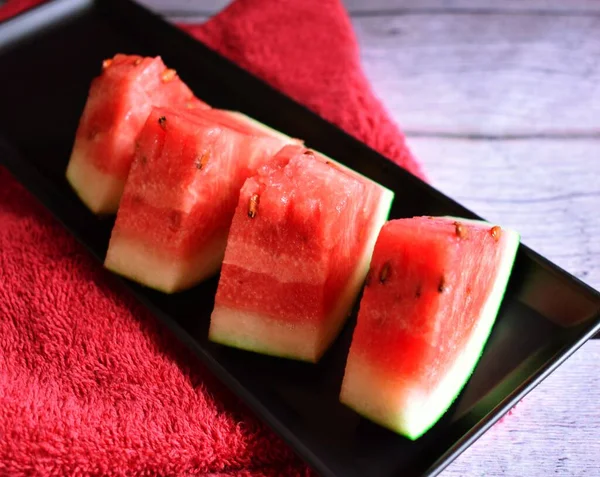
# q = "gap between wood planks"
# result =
<box><xmin>349</xmin><ymin>8</ymin><xmax>600</xmax><ymax>18</ymax></box>
<box><xmin>404</xmin><ymin>131</ymin><xmax>600</xmax><ymax>140</ymax></box>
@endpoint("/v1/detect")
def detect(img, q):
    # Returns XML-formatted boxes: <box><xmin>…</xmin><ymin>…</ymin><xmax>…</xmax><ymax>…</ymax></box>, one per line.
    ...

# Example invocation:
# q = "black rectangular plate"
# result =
<box><xmin>1</xmin><ymin>1</ymin><xmax>599</xmax><ymax>476</ymax></box>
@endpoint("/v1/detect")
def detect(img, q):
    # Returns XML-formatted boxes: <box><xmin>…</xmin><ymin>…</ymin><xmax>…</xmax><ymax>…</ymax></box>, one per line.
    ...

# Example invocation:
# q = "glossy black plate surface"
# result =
<box><xmin>1</xmin><ymin>1</ymin><xmax>599</xmax><ymax>476</ymax></box>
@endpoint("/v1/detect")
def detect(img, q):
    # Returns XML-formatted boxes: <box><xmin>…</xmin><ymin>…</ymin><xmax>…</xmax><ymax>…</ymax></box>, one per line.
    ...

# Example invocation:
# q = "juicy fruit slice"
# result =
<box><xmin>104</xmin><ymin>107</ymin><xmax>297</xmax><ymax>293</ymax></box>
<box><xmin>66</xmin><ymin>54</ymin><xmax>209</xmax><ymax>215</ymax></box>
<box><xmin>339</xmin><ymin>216</ymin><xmax>520</xmax><ymax>439</ymax></box>
<box><xmin>208</xmin><ymin>145</ymin><xmax>395</xmax><ymax>362</ymax></box>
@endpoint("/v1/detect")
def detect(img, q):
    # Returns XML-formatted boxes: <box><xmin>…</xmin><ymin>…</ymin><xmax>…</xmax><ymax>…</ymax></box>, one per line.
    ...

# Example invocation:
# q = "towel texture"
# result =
<box><xmin>0</xmin><ymin>0</ymin><xmax>420</xmax><ymax>475</ymax></box>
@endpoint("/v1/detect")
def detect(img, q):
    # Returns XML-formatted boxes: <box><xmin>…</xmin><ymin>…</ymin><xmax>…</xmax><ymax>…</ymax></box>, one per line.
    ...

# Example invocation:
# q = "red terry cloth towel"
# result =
<box><xmin>0</xmin><ymin>1</ymin><xmax>423</xmax><ymax>476</ymax></box>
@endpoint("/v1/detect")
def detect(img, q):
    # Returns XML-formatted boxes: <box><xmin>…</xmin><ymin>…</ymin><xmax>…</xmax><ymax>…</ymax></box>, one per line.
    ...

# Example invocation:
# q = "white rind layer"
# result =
<box><xmin>209</xmin><ymin>187</ymin><xmax>395</xmax><ymax>362</ymax></box>
<box><xmin>209</xmin><ymin>307</ymin><xmax>325</xmax><ymax>362</ymax></box>
<box><xmin>340</xmin><ymin>221</ymin><xmax>520</xmax><ymax>440</ymax></box>
<box><xmin>104</xmin><ymin>233</ymin><xmax>226</xmax><ymax>293</ymax></box>
<box><xmin>65</xmin><ymin>145</ymin><xmax>125</xmax><ymax>215</ymax></box>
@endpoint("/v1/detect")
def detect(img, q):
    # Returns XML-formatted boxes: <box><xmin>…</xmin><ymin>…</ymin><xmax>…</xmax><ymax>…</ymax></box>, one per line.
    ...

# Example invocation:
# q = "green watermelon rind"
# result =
<box><xmin>342</xmin><ymin>217</ymin><xmax>520</xmax><ymax>441</ymax></box>
<box><xmin>209</xmin><ymin>184</ymin><xmax>395</xmax><ymax>363</ymax></box>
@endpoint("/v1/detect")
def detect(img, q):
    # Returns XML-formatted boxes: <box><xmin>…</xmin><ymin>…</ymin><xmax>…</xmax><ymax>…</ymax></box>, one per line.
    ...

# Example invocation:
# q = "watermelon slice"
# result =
<box><xmin>103</xmin><ymin>107</ymin><xmax>299</xmax><ymax>293</ymax></box>
<box><xmin>208</xmin><ymin>145</ymin><xmax>395</xmax><ymax>363</ymax></box>
<box><xmin>339</xmin><ymin>216</ymin><xmax>520</xmax><ymax>440</ymax></box>
<box><xmin>66</xmin><ymin>54</ymin><xmax>209</xmax><ymax>215</ymax></box>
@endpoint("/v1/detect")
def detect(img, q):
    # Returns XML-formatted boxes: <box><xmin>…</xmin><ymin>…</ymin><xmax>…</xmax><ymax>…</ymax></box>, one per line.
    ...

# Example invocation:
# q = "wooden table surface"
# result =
<box><xmin>138</xmin><ymin>1</ymin><xmax>600</xmax><ymax>475</ymax></box>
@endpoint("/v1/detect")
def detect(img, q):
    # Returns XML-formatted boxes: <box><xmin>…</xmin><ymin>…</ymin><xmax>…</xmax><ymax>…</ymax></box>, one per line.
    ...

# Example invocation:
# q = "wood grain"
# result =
<box><xmin>345</xmin><ymin>0</ymin><xmax>600</xmax><ymax>14</ymax></box>
<box><xmin>135</xmin><ymin>0</ymin><xmax>600</xmax><ymax>475</ymax></box>
<box><xmin>354</xmin><ymin>13</ymin><xmax>600</xmax><ymax>135</ymax></box>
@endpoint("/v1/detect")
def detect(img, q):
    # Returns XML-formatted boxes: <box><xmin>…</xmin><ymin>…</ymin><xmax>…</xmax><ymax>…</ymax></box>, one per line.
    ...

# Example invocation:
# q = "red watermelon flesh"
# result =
<box><xmin>104</xmin><ymin>107</ymin><xmax>298</xmax><ymax>293</ymax></box>
<box><xmin>208</xmin><ymin>145</ymin><xmax>395</xmax><ymax>363</ymax></box>
<box><xmin>340</xmin><ymin>216</ymin><xmax>520</xmax><ymax>440</ymax></box>
<box><xmin>65</xmin><ymin>54</ymin><xmax>209</xmax><ymax>215</ymax></box>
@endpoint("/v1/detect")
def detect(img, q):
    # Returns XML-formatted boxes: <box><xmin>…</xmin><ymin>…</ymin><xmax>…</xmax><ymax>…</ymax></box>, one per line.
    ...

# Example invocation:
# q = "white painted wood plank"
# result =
<box><xmin>353</xmin><ymin>14</ymin><xmax>600</xmax><ymax>134</ymax></box>
<box><xmin>345</xmin><ymin>0</ymin><xmax>600</xmax><ymax>14</ymax></box>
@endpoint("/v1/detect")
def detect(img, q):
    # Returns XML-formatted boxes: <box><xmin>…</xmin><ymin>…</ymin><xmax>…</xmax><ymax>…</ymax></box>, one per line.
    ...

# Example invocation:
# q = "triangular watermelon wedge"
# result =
<box><xmin>66</xmin><ymin>54</ymin><xmax>209</xmax><ymax>215</ymax></box>
<box><xmin>103</xmin><ymin>107</ymin><xmax>299</xmax><ymax>293</ymax></box>
<box><xmin>208</xmin><ymin>145</ymin><xmax>395</xmax><ymax>362</ymax></box>
<box><xmin>340</xmin><ymin>216</ymin><xmax>520</xmax><ymax>440</ymax></box>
